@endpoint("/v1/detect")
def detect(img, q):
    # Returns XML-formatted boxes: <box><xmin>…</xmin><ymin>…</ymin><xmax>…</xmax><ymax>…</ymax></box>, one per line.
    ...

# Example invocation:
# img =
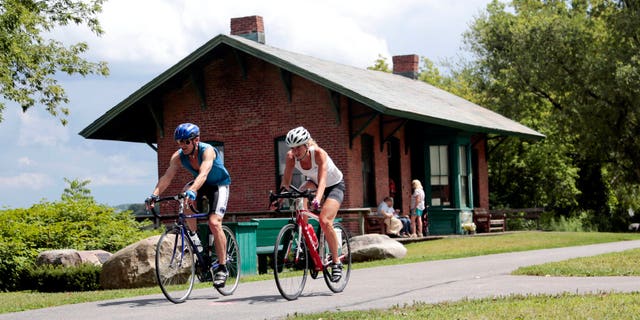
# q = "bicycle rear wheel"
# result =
<box><xmin>321</xmin><ymin>223</ymin><xmax>351</xmax><ymax>293</ymax></box>
<box><xmin>155</xmin><ymin>226</ymin><xmax>196</xmax><ymax>303</ymax></box>
<box><xmin>211</xmin><ymin>225</ymin><xmax>241</xmax><ymax>296</ymax></box>
<box><xmin>273</xmin><ymin>223</ymin><xmax>308</xmax><ymax>300</ymax></box>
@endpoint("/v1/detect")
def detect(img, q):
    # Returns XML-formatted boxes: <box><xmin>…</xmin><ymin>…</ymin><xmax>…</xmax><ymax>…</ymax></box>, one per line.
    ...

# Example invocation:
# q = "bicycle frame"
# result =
<box><xmin>291</xmin><ymin>199</ymin><xmax>324</xmax><ymax>272</ymax></box>
<box><xmin>151</xmin><ymin>195</ymin><xmax>212</xmax><ymax>272</ymax></box>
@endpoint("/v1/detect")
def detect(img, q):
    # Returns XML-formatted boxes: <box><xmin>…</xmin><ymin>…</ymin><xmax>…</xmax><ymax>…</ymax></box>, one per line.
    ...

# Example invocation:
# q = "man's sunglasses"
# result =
<box><xmin>177</xmin><ymin>139</ymin><xmax>192</xmax><ymax>145</ymax></box>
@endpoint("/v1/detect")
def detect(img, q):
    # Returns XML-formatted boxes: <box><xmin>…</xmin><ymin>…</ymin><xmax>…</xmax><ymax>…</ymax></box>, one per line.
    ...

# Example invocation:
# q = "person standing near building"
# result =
<box><xmin>145</xmin><ymin>123</ymin><xmax>231</xmax><ymax>288</ymax></box>
<box><xmin>280</xmin><ymin>126</ymin><xmax>346</xmax><ymax>282</ymax></box>
<box><xmin>410</xmin><ymin>179</ymin><xmax>426</xmax><ymax>237</ymax></box>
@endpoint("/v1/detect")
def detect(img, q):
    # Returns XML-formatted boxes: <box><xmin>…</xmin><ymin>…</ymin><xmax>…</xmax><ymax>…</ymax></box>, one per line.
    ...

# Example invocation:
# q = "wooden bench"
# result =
<box><xmin>364</xmin><ymin>208</ymin><xmax>387</xmax><ymax>234</ymax></box>
<box><xmin>491</xmin><ymin>208</ymin><xmax>544</xmax><ymax>230</ymax></box>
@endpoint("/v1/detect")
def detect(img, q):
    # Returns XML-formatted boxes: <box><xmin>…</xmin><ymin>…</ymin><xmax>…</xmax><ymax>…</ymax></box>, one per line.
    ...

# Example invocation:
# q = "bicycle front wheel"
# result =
<box><xmin>211</xmin><ymin>225</ymin><xmax>241</xmax><ymax>296</ymax></box>
<box><xmin>321</xmin><ymin>223</ymin><xmax>351</xmax><ymax>293</ymax></box>
<box><xmin>155</xmin><ymin>226</ymin><xmax>196</xmax><ymax>303</ymax></box>
<box><xmin>273</xmin><ymin>223</ymin><xmax>308</xmax><ymax>300</ymax></box>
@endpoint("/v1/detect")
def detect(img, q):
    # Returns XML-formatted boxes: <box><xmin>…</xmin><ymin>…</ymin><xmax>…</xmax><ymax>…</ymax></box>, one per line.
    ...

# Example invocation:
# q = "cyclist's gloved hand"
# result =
<box><xmin>185</xmin><ymin>190</ymin><xmax>197</xmax><ymax>200</ymax></box>
<box><xmin>145</xmin><ymin>194</ymin><xmax>159</xmax><ymax>209</ymax></box>
<box><xmin>311</xmin><ymin>198</ymin><xmax>320</xmax><ymax>210</ymax></box>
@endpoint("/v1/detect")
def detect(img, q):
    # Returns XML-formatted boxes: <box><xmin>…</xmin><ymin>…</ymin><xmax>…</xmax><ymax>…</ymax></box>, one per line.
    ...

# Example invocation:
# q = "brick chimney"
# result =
<box><xmin>392</xmin><ymin>54</ymin><xmax>419</xmax><ymax>79</ymax></box>
<box><xmin>230</xmin><ymin>15</ymin><xmax>265</xmax><ymax>44</ymax></box>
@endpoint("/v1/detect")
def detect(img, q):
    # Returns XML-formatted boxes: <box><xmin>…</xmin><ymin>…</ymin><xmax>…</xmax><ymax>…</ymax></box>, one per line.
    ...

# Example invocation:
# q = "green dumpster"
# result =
<box><xmin>198</xmin><ymin>221</ymin><xmax>259</xmax><ymax>276</ymax></box>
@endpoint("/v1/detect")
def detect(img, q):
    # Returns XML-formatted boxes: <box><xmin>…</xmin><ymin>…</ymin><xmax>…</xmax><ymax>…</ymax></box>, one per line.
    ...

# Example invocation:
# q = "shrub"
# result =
<box><xmin>0</xmin><ymin>197</ymin><xmax>157</xmax><ymax>291</ymax></box>
<box><xmin>25</xmin><ymin>263</ymin><xmax>101</xmax><ymax>292</ymax></box>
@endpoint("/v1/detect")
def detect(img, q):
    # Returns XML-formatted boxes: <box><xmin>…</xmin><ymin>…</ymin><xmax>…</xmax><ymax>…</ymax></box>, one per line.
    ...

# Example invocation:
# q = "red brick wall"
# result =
<box><xmin>472</xmin><ymin>134</ymin><xmax>489</xmax><ymax>209</ymax></box>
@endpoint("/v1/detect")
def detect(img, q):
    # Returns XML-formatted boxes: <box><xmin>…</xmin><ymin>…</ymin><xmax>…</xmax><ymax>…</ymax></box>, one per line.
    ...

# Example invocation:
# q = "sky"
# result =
<box><xmin>0</xmin><ymin>0</ymin><xmax>493</xmax><ymax>209</ymax></box>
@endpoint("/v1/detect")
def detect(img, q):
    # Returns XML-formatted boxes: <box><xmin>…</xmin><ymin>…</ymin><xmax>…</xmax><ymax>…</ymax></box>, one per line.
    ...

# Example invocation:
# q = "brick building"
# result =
<box><xmin>80</xmin><ymin>16</ymin><xmax>543</xmax><ymax>235</ymax></box>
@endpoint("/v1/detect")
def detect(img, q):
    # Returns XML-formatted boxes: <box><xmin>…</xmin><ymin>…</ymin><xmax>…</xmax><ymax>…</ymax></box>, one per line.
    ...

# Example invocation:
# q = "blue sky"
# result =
<box><xmin>0</xmin><ymin>0</ymin><xmax>493</xmax><ymax>209</ymax></box>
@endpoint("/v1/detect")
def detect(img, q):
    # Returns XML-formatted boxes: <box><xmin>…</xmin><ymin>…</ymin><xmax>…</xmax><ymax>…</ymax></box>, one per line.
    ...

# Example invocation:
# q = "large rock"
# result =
<box><xmin>37</xmin><ymin>249</ymin><xmax>113</xmax><ymax>267</ymax></box>
<box><xmin>100</xmin><ymin>235</ymin><xmax>160</xmax><ymax>289</ymax></box>
<box><xmin>350</xmin><ymin>234</ymin><xmax>407</xmax><ymax>262</ymax></box>
<box><xmin>100</xmin><ymin>234</ymin><xmax>195</xmax><ymax>289</ymax></box>
<box><xmin>37</xmin><ymin>249</ymin><xmax>82</xmax><ymax>267</ymax></box>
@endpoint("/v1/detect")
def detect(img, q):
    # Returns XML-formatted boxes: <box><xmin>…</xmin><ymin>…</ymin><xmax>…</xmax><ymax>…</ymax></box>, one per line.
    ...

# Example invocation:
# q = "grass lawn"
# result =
<box><xmin>286</xmin><ymin>292</ymin><xmax>640</xmax><ymax>319</ymax></box>
<box><xmin>513</xmin><ymin>248</ymin><xmax>640</xmax><ymax>276</ymax></box>
<box><xmin>2</xmin><ymin>231</ymin><xmax>640</xmax><ymax>314</ymax></box>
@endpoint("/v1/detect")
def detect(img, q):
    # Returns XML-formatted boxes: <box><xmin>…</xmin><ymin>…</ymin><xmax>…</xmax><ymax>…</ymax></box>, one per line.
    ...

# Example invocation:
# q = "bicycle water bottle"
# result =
<box><xmin>189</xmin><ymin>231</ymin><xmax>204</xmax><ymax>254</ymax></box>
<box><xmin>305</xmin><ymin>224</ymin><xmax>318</xmax><ymax>251</ymax></box>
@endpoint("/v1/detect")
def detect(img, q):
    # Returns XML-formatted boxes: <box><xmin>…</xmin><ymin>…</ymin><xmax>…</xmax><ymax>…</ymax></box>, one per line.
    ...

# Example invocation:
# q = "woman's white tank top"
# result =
<box><xmin>294</xmin><ymin>147</ymin><xmax>343</xmax><ymax>187</ymax></box>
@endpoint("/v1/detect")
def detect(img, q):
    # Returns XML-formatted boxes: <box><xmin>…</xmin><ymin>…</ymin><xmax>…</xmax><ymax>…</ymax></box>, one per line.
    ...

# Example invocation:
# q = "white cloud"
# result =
<box><xmin>17</xmin><ymin>157</ymin><xmax>35</xmax><ymax>167</ymax></box>
<box><xmin>83</xmin><ymin>153</ymin><xmax>155</xmax><ymax>187</ymax></box>
<box><xmin>17</xmin><ymin>111</ymin><xmax>69</xmax><ymax>147</ymax></box>
<box><xmin>0</xmin><ymin>172</ymin><xmax>53</xmax><ymax>190</ymax></box>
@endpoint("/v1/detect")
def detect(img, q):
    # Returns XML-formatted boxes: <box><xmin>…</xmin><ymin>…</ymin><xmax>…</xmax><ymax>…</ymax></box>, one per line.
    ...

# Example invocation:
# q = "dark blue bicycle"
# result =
<box><xmin>147</xmin><ymin>193</ymin><xmax>240</xmax><ymax>303</ymax></box>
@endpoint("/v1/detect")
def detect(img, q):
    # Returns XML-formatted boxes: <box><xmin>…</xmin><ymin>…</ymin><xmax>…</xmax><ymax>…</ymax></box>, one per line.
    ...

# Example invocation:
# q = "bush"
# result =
<box><xmin>543</xmin><ymin>211</ymin><xmax>596</xmax><ymax>232</ymax></box>
<box><xmin>25</xmin><ymin>263</ymin><xmax>101</xmax><ymax>292</ymax></box>
<box><xmin>0</xmin><ymin>197</ymin><xmax>157</xmax><ymax>291</ymax></box>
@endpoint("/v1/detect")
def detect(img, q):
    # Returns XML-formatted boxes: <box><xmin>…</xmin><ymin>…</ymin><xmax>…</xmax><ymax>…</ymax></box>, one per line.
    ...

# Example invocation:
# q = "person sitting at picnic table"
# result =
<box><xmin>377</xmin><ymin>196</ymin><xmax>403</xmax><ymax>237</ymax></box>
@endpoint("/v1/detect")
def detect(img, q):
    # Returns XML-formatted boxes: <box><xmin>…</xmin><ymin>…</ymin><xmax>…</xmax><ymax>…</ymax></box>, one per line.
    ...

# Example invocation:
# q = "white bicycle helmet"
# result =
<box><xmin>285</xmin><ymin>126</ymin><xmax>311</xmax><ymax>147</ymax></box>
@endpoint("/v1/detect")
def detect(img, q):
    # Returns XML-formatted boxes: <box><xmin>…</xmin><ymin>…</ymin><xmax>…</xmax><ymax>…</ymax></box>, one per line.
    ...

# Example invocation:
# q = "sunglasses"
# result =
<box><xmin>177</xmin><ymin>139</ymin><xmax>192</xmax><ymax>145</ymax></box>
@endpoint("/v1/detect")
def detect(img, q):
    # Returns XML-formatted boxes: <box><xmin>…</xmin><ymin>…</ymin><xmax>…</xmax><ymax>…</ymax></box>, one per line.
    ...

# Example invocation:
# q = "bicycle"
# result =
<box><xmin>268</xmin><ymin>186</ymin><xmax>352</xmax><ymax>300</ymax></box>
<box><xmin>146</xmin><ymin>193</ymin><xmax>241</xmax><ymax>303</ymax></box>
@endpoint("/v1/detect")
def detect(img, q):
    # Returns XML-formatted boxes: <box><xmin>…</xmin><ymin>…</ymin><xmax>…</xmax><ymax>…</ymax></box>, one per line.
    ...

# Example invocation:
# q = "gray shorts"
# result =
<box><xmin>324</xmin><ymin>180</ymin><xmax>345</xmax><ymax>204</ymax></box>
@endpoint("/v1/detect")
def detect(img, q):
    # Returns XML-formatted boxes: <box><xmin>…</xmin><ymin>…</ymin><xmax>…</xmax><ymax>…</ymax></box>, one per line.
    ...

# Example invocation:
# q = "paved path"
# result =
<box><xmin>4</xmin><ymin>240</ymin><xmax>640</xmax><ymax>320</ymax></box>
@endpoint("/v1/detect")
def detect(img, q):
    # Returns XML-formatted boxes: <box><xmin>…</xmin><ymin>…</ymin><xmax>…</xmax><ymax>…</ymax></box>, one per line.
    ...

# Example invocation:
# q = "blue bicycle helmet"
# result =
<box><xmin>174</xmin><ymin>123</ymin><xmax>200</xmax><ymax>140</ymax></box>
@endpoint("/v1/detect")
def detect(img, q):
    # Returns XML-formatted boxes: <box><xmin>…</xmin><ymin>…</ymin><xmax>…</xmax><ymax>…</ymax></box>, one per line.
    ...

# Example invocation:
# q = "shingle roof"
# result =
<box><xmin>80</xmin><ymin>34</ymin><xmax>544</xmax><ymax>141</ymax></box>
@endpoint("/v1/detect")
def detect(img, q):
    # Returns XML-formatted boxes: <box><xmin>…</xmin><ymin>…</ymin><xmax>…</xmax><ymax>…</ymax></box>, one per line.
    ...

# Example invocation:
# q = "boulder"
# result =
<box><xmin>37</xmin><ymin>249</ymin><xmax>114</xmax><ymax>267</ymax></box>
<box><xmin>78</xmin><ymin>250</ymin><xmax>113</xmax><ymax>265</ymax></box>
<box><xmin>350</xmin><ymin>234</ymin><xmax>407</xmax><ymax>262</ymax></box>
<box><xmin>100</xmin><ymin>234</ymin><xmax>195</xmax><ymax>289</ymax></box>
<box><xmin>36</xmin><ymin>249</ymin><xmax>82</xmax><ymax>267</ymax></box>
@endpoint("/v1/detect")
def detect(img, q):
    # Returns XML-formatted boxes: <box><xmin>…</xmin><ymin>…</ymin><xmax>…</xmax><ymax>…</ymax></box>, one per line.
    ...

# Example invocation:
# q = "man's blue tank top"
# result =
<box><xmin>179</xmin><ymin>142</ymin><xmax>231</xmax><ymax>185</ymax></box>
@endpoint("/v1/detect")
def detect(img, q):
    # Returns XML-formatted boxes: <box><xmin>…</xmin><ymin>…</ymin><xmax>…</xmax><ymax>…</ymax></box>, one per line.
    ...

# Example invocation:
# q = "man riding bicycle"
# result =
<box><xmin>146</xmin><ymin>123</ymin><xmax>231</xmax><ymax>288</ymax></box>
<box><xmin>280</xmin><ymin>126</ymin><xmax>345</xmax><ymax>282</ymax></box>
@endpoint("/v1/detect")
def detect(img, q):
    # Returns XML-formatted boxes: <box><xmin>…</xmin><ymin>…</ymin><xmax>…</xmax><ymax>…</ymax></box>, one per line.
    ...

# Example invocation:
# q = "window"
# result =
<box><xmin>429</xmin><ymin>145</ymin><xmax>451</xmax><ymax>206</ymax></box>
<box><xmin>206</xmin><ymin>141</ymin><xmax>224</xmax><ymax>163</ymax></box>
<box><xmin>275</xmin><ymin>138</ymin><xmax>303</xmax><ymax>189</ymax></box>
<box><xmin>459</xmin><ymin>145</ymin><xmax>469</xmax><ymax>208</ymax></box>
<box><xmin>361</xmin><ymin>134</ymin><xmax>376</xmax><ymax>207</ymax></box>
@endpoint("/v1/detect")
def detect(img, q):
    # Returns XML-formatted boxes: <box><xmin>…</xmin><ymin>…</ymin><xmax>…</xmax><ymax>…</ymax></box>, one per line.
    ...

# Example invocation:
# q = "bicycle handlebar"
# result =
<box><xmin>269</xmin><ymin>185</ymin><xmax>316</xmax><ymax>203</ymax></box>
<box><xmin>145</xmin><ymin>193</ymin><xmax>188</xmax><ymax>218</ymax></box>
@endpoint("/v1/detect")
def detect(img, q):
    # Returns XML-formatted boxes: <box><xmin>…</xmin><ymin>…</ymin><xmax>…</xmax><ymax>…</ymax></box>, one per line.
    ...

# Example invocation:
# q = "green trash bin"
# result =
<box><xmin>198</xmin><ymin>221</ymin><xmax>258</xmax><ymax>276</ymax></box>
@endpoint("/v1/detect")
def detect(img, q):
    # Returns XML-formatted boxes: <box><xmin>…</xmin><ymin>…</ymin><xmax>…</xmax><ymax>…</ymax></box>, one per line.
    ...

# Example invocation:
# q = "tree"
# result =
<box><xmin>61</xmin><ymin>177</ymin><xmax>92</xmax><ymax>201</ymax></box>
<box><xmin>463</xmin><ymin>0</ymin><xmax>640</xmax><ymax>229</ymax></box>
<box><xmin>367</xmin><ymin>54</ymin><xmax>392</xmax><ymax>73</ymax></box>
<box><xmin>0</xmin><ymin>0</ymin><xmax>109</xmax><ymax>125</ymax></box>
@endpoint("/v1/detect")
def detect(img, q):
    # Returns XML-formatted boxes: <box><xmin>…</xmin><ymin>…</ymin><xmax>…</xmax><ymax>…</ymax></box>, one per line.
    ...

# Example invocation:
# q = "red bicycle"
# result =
<box><xmin>269</xmin><ymin>186</ymin><xmax>352</xmax><ymax>300</ymax></box>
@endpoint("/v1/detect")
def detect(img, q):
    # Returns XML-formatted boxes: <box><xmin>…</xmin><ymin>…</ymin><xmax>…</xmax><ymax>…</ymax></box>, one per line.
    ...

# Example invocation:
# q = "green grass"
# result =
<box><xmin>513</xmin><ymin>248</ymin><xmax>640</xmax><ymax>276</ymax></box>
<box><xmin>285</xmin><ymin>292</ymin><xmax>640</xmax><ymax>319</ymax></box>
<box><xmin>2</xmin><ymin>231</ymin><xmax>640</xmax><ymax>314</ymax></box>
<box><xmin>355</xmin><ymin>231</ymin><xmax>640</xmax><ymax>269</ymax></box>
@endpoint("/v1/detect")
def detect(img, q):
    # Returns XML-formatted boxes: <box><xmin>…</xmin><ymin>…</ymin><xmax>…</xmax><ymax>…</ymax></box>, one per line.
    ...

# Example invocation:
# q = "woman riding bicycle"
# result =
<box><xmin>146</xmin><ymin>123</ymin><xmax>231</xmax><ymax>288</ymax></box>
<box><xmin>280</xmin><ymin>126</ymin><xmax>345</xmax><ymax>282</ymax></box>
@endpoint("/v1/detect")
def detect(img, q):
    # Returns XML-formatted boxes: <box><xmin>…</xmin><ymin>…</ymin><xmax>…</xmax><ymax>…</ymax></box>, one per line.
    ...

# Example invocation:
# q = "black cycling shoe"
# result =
<box><xmin>330</xmin><ymin>262</ymin><xmax>343</xmax><ymax>282</ymax></box>
<box><xmin>212</xmin><ymin>265</ymin><xmax>228</xmax><ymax>288</ymax></box>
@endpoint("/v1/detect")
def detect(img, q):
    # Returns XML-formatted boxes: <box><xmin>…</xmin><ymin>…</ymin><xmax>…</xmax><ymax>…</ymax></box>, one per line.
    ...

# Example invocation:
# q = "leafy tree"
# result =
<box><xmin>462</xmin><ymin>0</ymin><xmax>640</xmax><ymax>229</ymax></box>
<box><xmin>367</xmin><ymin>54</ymin><xmax>392</xmax><ymax>73</ymax></box>
<box><xmin>61</xmin><ymin>177</ymin><xmax>92</xmax><ymax>201</ymax></box>
<box><xmin>0</xmin><ymin>0</ymin><xmax>109</xmax><ymax>125</ymax></box>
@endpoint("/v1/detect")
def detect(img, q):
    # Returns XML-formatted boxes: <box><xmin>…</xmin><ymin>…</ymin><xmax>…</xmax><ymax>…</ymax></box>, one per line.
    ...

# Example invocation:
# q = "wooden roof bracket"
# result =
<box><xmin>328</xmin><ymin>89</ymin><xmax>341</xmax><ymax>125</ymax></box>
<box><xmin>189</xmin><ymin>67</ymin><xmax>207</xmax><ymax>110</ymax></box>
<box><xmin>146</xmin><ymin>100</ymin><xmax>164</xmax><ymax>139</ymax></box>
<box><xmin>348</xmin><ymin>99</ymin><xmax>379</xmax><ymax>148</ymax></box>
<box><xmin>280</xmin><ymin>68</ymin><xmax>292</xmax><ymax>103</ymax></box>
<box><xmin>487</xmin><ymin>135</ymin><xmax>508</xmax><ymax>155</ymax></box>
<box><xmin>379</xmin><ymin>116</ymin><xmax>407</xmax><ymax>152</ymax></box>
<box><xmin>232</xmin><ymin>48</ymin><xmax>247</xmax><ymax>80</ymax></box>
<box><xmin>145</xmin><ymin>141</ymin><xmax>158</xmax><ymax>152</ymax></box>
